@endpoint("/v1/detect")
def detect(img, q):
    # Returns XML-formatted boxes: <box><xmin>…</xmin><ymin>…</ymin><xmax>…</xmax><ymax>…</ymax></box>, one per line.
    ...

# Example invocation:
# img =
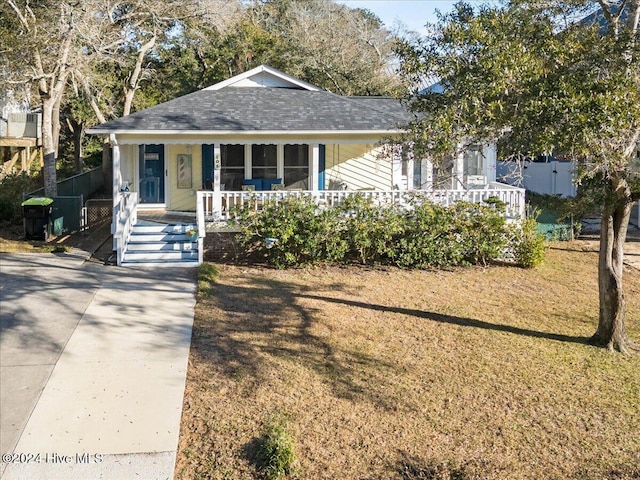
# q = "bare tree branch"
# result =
<box><xmin>5</xmin><ymin>0</ymin><xmax>31</xmax><ymax>31</ymax></box>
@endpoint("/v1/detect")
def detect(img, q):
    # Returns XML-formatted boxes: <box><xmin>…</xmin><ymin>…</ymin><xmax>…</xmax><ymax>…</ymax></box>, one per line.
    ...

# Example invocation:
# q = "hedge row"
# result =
<box><xmin>231</xmin><ymin>194</ymin><xmax>544</xmax><ymax>269</ymax></box>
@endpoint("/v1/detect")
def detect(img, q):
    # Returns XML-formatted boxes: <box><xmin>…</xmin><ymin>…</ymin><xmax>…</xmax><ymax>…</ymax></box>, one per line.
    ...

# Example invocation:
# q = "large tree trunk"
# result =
<box><xmin>52</xmin><ymin>95</ymin><xmax>62</xmax><ymax>158</ymax></box>
<box><xmin>42</xmin><ymin>99</ymin><xmax>57</xmax><ymax>197</ymax></box>
<box><xmin>591</xmin><ymin>180</ymin><xmax>634</xmax><ymax>352</ymax></box>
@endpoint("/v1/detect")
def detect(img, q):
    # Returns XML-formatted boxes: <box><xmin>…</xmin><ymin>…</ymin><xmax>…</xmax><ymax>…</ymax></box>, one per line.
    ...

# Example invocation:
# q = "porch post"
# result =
<box><xmin>483</xmin><ymin>144</ymin><xmax>497</xmax><ymax>183</ymax></box>
<box><xmin>244</xmin><ymin>144</ymin><xmax>252</xmax><ymax>179</ymax></box>
<box><xmin>277</xmin><ymin>144</ymin><xmax>284</xmax><ymax>180</ymax></box>
<box><xmin>423</xmin><ymin>159</ymin><xmax>433</xmax><ymax>190</ymax></box>
<box><xmin>391</xmin><ymin>145</ymin><xmax>403</xmax><ymax>189</ymax></box>
<box><xmin>454</xmin><ymin>145</ymin><xmax>465</xmax><ymax>190</ymax></box>
<box><xmin>311</xmin><ymin>144</ymin><xmax>320</xmax><ymax>192</ymax></box>
<box><xmin>213</xmin><ymin>143</ymin><xmax>222</xmax><ymax>215</ymax></box>
<box><xmin>406</xmin><ymin>154</ymin><xmax>414</xmax><ymax>191</ymax></box>
<box><xmin>213</xmin><ymin>144</ymin><xmax>221</xmax><ymax>191</ymax></box>
<box><xmin>110</xmin><ymin>134</ymin><xmax>121</xmax><ymax>206</ymax></box>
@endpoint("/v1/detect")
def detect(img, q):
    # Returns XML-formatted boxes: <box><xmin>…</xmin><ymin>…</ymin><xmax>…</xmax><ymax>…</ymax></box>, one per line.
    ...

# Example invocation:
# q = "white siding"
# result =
<box><xmin>230</xmin><ymin>72</ymin><xmax>300</xmax><ymax>88</ymax></box>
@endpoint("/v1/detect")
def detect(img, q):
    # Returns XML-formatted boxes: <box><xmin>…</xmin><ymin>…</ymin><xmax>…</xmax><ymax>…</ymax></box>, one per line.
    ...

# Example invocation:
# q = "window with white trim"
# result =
<box><xmin>252</xmin><ymin>144</ymin><xmax>277</xmax><ymax>180</ymax></box>
<box><xmin>284</xmin><ymin>144</ymin><xmax>309</xmax><ymax>189</ymax></box>
<box><xmin>221</xmin><ymin>144</ymin><xmax>244</xmax><ymax>191</ymax></box>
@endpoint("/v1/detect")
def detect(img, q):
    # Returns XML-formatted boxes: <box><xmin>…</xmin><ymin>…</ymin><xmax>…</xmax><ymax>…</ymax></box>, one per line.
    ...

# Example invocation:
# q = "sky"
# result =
<box><xmin>335</xmin><ymin>0</ymin><xmax>460</xmax><ymax>35</ymax></box>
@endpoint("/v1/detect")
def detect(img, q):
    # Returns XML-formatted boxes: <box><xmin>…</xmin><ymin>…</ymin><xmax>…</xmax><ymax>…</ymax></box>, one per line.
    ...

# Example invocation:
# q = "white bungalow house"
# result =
<box><xmin>87</xmin><ymin>65</ymin><xmax>525</xmax><ymax>267</ymax></box>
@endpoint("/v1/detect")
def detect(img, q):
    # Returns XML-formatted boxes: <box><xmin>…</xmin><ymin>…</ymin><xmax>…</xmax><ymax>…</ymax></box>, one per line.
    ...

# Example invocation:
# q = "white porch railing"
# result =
<box><xmin>112</xmin><ymin>191</ymin><xmax>138</xmax><ymax>266</ymax></box>
<box><xmin>197</xmin><ymin>183</ymin><xmax>526</xmax><ymax>226</ymax></box>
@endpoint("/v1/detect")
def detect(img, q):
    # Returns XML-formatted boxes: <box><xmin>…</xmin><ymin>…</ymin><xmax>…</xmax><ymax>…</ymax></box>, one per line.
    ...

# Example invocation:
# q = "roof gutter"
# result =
<box><xmin>85</xmin><ymin>128</ymin><xmax>406</xmax><ymax>136</ymax></box>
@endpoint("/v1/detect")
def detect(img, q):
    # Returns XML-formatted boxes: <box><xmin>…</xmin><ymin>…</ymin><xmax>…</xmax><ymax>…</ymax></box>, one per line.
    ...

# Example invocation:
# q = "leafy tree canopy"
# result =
<box><xmin>397</xmin><ymin>0</ymin><xmax>640</xmax><ymax>352</ymax></box>
<box><xmin>399</xmin><ymin>1</ymin><xmax>639</xmax><ymax>174</ymax></box>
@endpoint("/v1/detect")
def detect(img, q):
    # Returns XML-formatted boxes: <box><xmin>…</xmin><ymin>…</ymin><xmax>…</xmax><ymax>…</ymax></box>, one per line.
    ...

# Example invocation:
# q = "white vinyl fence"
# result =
<box><xmin>497</xmin><ymin>160</ymin><xmax>576</xmax><ymax>197</ymax></box>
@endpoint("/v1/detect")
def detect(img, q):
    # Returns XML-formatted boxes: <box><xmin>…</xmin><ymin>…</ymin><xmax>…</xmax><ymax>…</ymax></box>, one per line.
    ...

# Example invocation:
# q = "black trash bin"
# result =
<box><xmin>22</xmin><ymin>197</ymin><xmax>54</xmax><ymax>240</ymax></box>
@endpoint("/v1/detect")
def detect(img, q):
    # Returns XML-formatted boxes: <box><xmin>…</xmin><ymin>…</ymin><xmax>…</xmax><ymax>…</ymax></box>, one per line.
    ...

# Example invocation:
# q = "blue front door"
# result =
<box><xmin>139</xmin><ymin>144</ymin><xmax>165</xmax><ymax>204</ymax></box>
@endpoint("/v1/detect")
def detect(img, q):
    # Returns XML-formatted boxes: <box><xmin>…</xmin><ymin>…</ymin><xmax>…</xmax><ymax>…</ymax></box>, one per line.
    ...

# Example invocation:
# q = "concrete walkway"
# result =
<box><xmin>0</xmin><ymin>248</ymin><xmax>196</xmax><ymax>479</ymax></box>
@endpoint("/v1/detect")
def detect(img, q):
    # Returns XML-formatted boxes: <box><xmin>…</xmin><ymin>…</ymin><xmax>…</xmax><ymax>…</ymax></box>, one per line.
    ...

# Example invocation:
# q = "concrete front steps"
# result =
<box><xmin>122</xmin><ymin>222</ymin><xmax>199</xmax><ymax>267</ymax></box>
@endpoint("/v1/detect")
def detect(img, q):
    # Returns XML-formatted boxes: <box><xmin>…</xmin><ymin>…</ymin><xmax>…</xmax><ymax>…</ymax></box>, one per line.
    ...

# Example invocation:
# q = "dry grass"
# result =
<box><xmin>175</xmin><ymin>241</ymin><xmax>640</xmax><ymax>480</ymax></box>
<box><xmin>0</xmin><ymin>223</ymin><xmax>59</xmax><ymax>253</ymax></box>
<box><xmin>0</xmin><ymin>223</ymin><xmax>80</xmax><ymax>253</ymax></box>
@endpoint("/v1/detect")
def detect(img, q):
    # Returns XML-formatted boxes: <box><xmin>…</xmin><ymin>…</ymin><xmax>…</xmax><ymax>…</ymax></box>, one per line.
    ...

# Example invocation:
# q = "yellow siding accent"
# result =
<box><xmin>324</xmin><ymin>144</ymin><xmax>393</xmax><ymax>190</ymax></box>
<box><xmin>167</xmin><ymin>145</ymin><xmax>201</xmax><ymax>211</ymax></box>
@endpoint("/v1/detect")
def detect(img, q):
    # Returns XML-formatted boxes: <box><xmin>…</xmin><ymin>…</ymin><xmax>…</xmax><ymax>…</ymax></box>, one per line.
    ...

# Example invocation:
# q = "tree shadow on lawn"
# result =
<box><xmin>193</xmin><ymin>276</ymin><xmax>404</xmax><ymax>410</ymax></box>
<box><xmin>192</xmin><ymin>271</ymin><xmax>591</xmax><ymax>411</ymax></box>
<box><xmin>297</xmin><ymin>293</ymin><xmax>592</xmax><ymax>345</ymax></box>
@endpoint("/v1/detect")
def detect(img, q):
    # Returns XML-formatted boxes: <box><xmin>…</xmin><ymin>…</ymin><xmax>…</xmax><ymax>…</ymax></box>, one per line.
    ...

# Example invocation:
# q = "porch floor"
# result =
<box><xmin>137</xmin><ymin>211</ymin><xmax>196</xmax><ymax>225</ymax></box>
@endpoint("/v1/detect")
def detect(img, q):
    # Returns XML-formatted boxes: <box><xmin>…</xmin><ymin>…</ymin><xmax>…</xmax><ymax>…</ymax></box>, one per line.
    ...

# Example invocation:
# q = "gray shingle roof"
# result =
<box><xmin>88</xmin><ymin>88</ymin><xmax>413</xmax><ymax>133</ymax></box>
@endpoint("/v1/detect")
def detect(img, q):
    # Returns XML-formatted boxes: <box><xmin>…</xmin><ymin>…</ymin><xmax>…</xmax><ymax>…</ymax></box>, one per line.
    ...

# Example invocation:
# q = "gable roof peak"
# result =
<box><xmin>204</xmin><ymin>65</ymin><xmax>323</xmax><ymax>92</ymax></box>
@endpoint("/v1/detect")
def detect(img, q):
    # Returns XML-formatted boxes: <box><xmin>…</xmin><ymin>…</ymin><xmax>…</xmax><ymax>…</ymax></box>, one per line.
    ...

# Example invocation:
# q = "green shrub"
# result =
<box><xmin>232</xmin><ymin>195</ymin><xmax>329</xmax><ymax>268</ymax></box>
<box><xmin>0</xmin><ymin>173</ymin><xmax>38</xmax><ymax>223</ymax></box>
<box><xmin>453</xmin><ymin>201</ymin><xmax>508</xmax><ymax>266</ymax></box>
<box><xmin>393</xmin><ymin>200</ymin><xmax>508</xmax><ymax>269</ymax></box>
<box><xmin>334</xmin><ymin>194</ymin><xmax>404</xmax><ymax>264</ymax></box>
<box><xmin>256</xmin><ymin>416</ymin><xmax>297</xmax><ymax>480</ymax></box>
<box><xmin>395</xmin><ymin>201</ymin><xmax>465</xmax><ymax>268</ymax></box>
<box><xmin>512</xmin><ymin>216</ymin><xmax>547</xmax><ymax>268</ymax></box>
<box><xmin>232</xmin><ymin>194</ymin><xmax>526</xmax><ymax>270</ymax></box>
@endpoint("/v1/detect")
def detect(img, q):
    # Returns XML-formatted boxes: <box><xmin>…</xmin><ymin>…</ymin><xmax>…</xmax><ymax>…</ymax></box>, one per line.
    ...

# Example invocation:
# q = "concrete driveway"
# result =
<box><xmin>1</xmin><ymin>252</ymin><xmax>100</xmax><ymax>457</ymax></box>
<box><xmin>0</xmin><ymin>251</ymin><xmax>196</xmax><ymax>480</ymax></box>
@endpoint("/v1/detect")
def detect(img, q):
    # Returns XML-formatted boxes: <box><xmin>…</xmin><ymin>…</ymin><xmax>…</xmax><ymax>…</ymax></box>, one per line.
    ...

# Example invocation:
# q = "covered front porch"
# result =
<box><xmin>112</xmin><ymin>182</ymin><xmax>525</xmax><ymax>267</ymax></box>
<box><xmin>109</xmin><ymin>139</ymin><xmax>525</xmax><ymax>266</ymax></box>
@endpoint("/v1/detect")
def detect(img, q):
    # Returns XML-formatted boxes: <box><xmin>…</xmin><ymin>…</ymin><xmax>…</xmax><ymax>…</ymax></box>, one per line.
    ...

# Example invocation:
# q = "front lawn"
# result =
<box><xmin>175</xmin><ymin>242</ymin><xmax>640</xmax><ymax>480</ymax></box>
<box><xmin>0</xmin><ymin>223</ymin><xmax>67</xmax><ymax>253</ymax></box>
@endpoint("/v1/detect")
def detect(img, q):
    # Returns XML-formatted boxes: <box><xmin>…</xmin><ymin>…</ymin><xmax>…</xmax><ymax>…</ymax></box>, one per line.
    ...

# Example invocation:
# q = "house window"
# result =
<box><xmin>413</xmin><ymin>159</ymin><xmax>422</xmax><ymax>189</ymax></box>
<box><xmin>284</xmin><ymin>144</ymin><xmax>309</xmax><ymax>189</ymax></box>
<box><xmin>463</xmin><ymin>147</ymin><xmax>483</xmax><ymax>177</ymax></box>
<box><xmin>221</xmin><ymin>144</ymin><xmax>244</xmax><ymax>191</ymax></box>
<box><xmin>433</xmin><ymin>155</ymin><xmax>455</xmax><ymax>189</ymax></box>
<box><xmin>252</xmin><ymin>144</ymin><xmax>277</xmax><ymax>179</ymax></box>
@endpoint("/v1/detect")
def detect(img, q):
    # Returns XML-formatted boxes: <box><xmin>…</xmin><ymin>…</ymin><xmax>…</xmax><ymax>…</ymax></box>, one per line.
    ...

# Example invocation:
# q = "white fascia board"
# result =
<box><xmin>103</xmin><ymin>130</ymin><xmax>406</xmax><ymax>146</ymax></box>
<box><xmin>93</xmin><ymin>129</ymin><xmax>406</xmax><ymax>135</ymax></box>
<box><xmin>88</xmin><ymin>129</ymin><xmax>405</xmax><ymax>137</ymax></box>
